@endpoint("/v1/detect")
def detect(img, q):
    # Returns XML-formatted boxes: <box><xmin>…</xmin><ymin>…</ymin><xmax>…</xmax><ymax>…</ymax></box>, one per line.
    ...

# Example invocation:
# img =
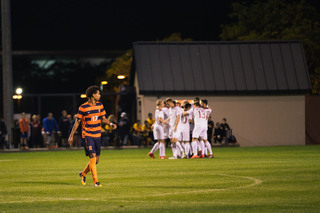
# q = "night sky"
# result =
<box><xmin>10</xmin><ymin>0</ymin><xmax>251</xmax><ymax>51</ymax></box>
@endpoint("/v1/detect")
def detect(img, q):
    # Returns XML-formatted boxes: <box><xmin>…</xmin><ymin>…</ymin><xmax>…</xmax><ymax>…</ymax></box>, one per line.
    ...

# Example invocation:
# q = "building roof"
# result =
<box><xmin>132</xmin><ymin>41</ymin><xmax>311</xmax><ymax>95</ymax></box>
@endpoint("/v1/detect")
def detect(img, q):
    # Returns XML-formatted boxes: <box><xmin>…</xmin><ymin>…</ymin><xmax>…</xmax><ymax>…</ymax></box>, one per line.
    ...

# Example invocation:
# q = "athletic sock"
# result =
<box><xmin>204</xmin><ymin>147</ymin><xmax>208</xmax><ymax>156</ymax></box>
<box><xmin>197</xmin><ymin>141</ymin><xmax>202</xmax><ymax>152</ymax></box>
<box><xmin>180</xmin><ymin>142</ymin><xmax>185</xmax><ymax>150</ymax></box>
<box><xmin>150</xmin><ymin>142</ymin><xmax>159</xmax><ymax>153</ymax></box>
<box><xmin>171</xmin><ymin>143</ymin><xmax>177</xmax><ymax>157</ymax></box>
<box><xmin>200</xmin><ymin>140</ymin><xmax>205</xmax><ymax>154</ymax></box>
<box><xmin>185</xmin><ymin>143</ymin><xmax>190</xmax><ymax>157</ymax></box>
<box><xmin>160</xmin><ymin>143</ymin><xmax>165</xmax><ymax>157</ymax></box>
<box><xmin>176</xmin><ymin>142</ymin><xmax>183</xmax><ymax>157</ymax></box>
<box><xmin>205</xmin><ymin>141</ymin><xmax>213</xmax><ymax>155</ymax></box>
<box><xmin>89</xmin><ymin>157</ymin><xmax>98</xmax><ymax>183</ymax></box>
<box><xmin>82</xmin><ymin>162</ymin><xmax>90</xmax><ymax>177</ymax></box>
<box><xmin>191</xmin><ymin>141</ymin><xmax>198</xmax><ymax>155</ymax></box>
<box><xmin>159</xmin><ymin>143</ymin><xmax>163</xmax><ymax>156</ymax></box>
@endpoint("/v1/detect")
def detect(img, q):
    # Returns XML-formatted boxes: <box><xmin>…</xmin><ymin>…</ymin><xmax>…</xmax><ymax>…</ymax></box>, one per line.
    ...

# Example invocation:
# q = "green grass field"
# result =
<box><xmin>1</xmin><ymin>146</ymin><xmax>320</xmax><ymax>212</ymax></box>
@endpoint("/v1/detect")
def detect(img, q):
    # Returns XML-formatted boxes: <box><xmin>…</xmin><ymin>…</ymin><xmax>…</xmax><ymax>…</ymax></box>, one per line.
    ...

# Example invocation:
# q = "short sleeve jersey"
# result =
<box><xmin>77</xmin><ymin>101</ymin><xmax>106</xmax><ymax>138</ymax></box>
<box><xmin>193</xmin><ymin>107</ymin><xmax>207</xmax><ymax>128</ymax></box>
<box><xmin>179</xmin><ymin>113</ymin><xmax>191</xmax><ymax>131</ymax></box>
<box><xmin>162</xmin><ymin>107</ymin><xmax>169</xmax><ymax>120</ymax></box>
<box><xmin>155</xmin><ymin>109</ymin><xmax>164</xmax><ymax>126</ymax></box>
<box><xmin>203</xmin><ymin>107</ymin><xmax>212</xmax><ymax>129</ymax></box>
<box><xmin>169</xmin><ymin>106</ymin><xmax>182</xmax><ymax>128</ymax></box>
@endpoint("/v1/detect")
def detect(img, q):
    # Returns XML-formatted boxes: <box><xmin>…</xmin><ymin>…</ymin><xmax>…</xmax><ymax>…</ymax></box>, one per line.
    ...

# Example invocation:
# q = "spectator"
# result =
<box><xmin>43</xmin><ymin>113</ymin><xmax>60</xmax><ymax>148</ymax></box>
<box><xmin>132</xmin><ymin>120</ymin><xmax>143</xmax><ymax>146</ymax></box>
<box><xmin>220</xmin><ymin>118</ymin><xmax>231</xmax><ymax>143</ymax></box>
<box><xmin>146</xmin><ymin>113</ymin><xmax>155</xmax><ymax>142</ymax></box>
<box><xmin>31</xmin><ymin>114</ymin><xmax>42</xmax><ymax>148</ymax></box>
<box><xmin>146</xmin><ymin>113</ymin><xmax>155</xmax><ymax>126</ymax></box>
<box><xmin>59</xmin><ymin>110</ymin><xmax>71</xmax><ymax>147</ymax></box>
<box><xmin>0</xmin><ymin>118</ymin><xmax>8</xmax><ymax>149</ymax></box>
<box><xmin>142</xmin><ymin>120</ymin><xmax>152</xmax><ymax>147</ymax></box>
<box><xmin>213</xmin><ymin>122</ymin><xmax>224</xmax><ymax>144</ymax></box>
<box><xmin>19</xmin><ymin>112</ymin><xmax>29</xmax><ymax>149</ymax></box>
<box><xmin>117</xmin><ymin>112</ymin><xmax>130</xmax><ymax>146</ymax></box>
<box><xmin>102</xmin><ymin>114</ymin><xmax>117</xmax><ymax>146</ymax></box>
<box><xmin>207</xmin><ymin>115</ymin><xmax>214</xmax><ymax>144</ymax></box>
<box><xmin>70</xmin><ymin>114</ymin><xmax>81</xmax><ymax>147</ymax></box>
<box><xmin>12</xmin><ymin>119</ymin><xmax>20</xmax><ymax>148</ymax></box>
<box><xmin>220</xmin><ymin>118</ymin><xmax>230</xmax><ymax>132</ymax></box>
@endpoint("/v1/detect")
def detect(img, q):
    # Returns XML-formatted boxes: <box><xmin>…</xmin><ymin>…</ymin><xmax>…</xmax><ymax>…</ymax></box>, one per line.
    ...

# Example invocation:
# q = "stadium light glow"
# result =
<box><xmin>13</xmin><ymin>95</ymin><xmax>22</xmax><ymax>99</ymax></box>
<box><xmin>117</xmin><ymin>75</ymin><xmax>126</xmax><ymax>79</ymax></box>
<box><xmin>80</xmin><ymin>94</ymin><xmax>87</xmax><ymax>98</ymax></box>
<box><xmin>16</xmin><ymin>88</ymin><xmax>23</xmax><ymax>95</ymax></box>
<box><xmin>101</xmin><ymin>81</ymin><xmax>108</xmax><ymax>85</ymax></box>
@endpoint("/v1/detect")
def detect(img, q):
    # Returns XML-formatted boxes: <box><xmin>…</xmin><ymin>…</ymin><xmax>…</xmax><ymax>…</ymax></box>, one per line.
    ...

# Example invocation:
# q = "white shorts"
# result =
<box><xmin>179</xmin><ymin>128</ymin><xmax>190</xmax><ymax>142</ymax></box>
<box><xmin>192</xmin><ymin>126</ymin><xmax>207</xmax><ymax>140</ymax></box>
<box><xmin>164</xmin><ymin>125</ymin><xmax>169</xmax><ymax>139</ymax></box>
<box><xmin>153</xmin><ymin>124</ymin><xmax>164</xmax><ymax>140</ymax></box>
<box><xmin>170</xmin><ymin>128</ymin><xmax>181</xmax><ymax>140</ymax></box>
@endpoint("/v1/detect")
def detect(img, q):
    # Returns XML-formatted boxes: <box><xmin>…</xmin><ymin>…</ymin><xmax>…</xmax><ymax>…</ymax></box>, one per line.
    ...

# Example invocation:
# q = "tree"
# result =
<box><xmin>220</xmin><ymin>0</ymin><xmax>320</xmax><ymax>94</ymax></box>
<box><xmin>105</xmin><ymin>33</ymin><xmax>192</xmax><ymax>91</ymax></box>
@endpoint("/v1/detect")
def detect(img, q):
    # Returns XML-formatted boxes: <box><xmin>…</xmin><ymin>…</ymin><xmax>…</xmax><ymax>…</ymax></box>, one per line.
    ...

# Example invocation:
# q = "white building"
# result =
<box><xmin>131</xmin><ymin>41</ymin><xmax>311</xmax><ymax>147</ymax></box>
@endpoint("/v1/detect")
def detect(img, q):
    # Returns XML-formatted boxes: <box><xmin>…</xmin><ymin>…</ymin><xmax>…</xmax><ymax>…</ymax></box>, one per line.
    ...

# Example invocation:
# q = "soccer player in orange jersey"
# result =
<box><xmin>68</xmin><ymin>85</ymin><xmax>117</xmax><ymax>187</ymax></box>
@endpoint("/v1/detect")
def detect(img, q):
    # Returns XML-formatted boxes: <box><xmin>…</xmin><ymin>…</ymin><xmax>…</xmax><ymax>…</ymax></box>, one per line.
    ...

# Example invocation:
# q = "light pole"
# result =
<box><xmin>2</xmin><ymin>0</ymin><xmax>13</xmax><ymax>145</ymax></box>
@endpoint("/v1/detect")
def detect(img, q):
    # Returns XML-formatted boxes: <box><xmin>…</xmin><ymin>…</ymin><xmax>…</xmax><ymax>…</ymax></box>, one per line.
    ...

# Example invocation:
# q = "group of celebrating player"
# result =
<box><xmin>148</xmin><ymin>97</ymin><xmax>213</xmax><ymax>159</ymax></box>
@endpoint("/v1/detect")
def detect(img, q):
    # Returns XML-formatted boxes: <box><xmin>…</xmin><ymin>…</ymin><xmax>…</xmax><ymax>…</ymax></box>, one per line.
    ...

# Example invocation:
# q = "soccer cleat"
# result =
<box><xmin>94</xmin><ymin>182</ymin><xmax>102</xmax><ymax>187</ymax></box>
<box><xmin>191</xmin><ymin>155</ymin><xmax>199</xmax><ymax>159</ymax></box>
<box><xmin>79</xmin><ymin>172</ymin><xmax>86</xmax><ymax>186</ymax></box>
<box><xmin>200</xmin><ymin>154</ymin><xmax>205</xmax><ymax>158</ymax></box>
<box><xmin>148</xmin><ymin>152</ymin><xmax>155</xmax><ymax>159</ymax></box>
<box><xmin>159</xmin><ymin>156</ymin><xmax>166</xmax><ymax>159</ymax></box>
<box><xmin>208</xmin><ymin>154</ymin><xmax>214</xmax><ymax>158</ymax></box>
<box><xmin>169</xmin><ymin>156</ymin><xmax>177</xmax><ymax>160</ymax></box>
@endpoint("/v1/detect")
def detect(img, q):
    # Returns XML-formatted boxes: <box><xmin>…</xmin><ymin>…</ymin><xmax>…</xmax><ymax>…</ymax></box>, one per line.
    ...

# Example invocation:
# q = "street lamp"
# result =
<box><xmin>100</xmin><ymin>80</ymin><xmax>108</xmax><ymax>91</ymax></box>
<box><xmin>16</xmin><ymin>87</ymin><xmax>23</xmax><ymax>95</ymax></box>
<box><xmin>117</xmin><ymin>75</ymin><xmax>125</xmax><ymax>80</ymax></box>
<box><xmin>13</xmin><ymin>87</ymin><xmax>23</xmax><ymax>99</ymax></box>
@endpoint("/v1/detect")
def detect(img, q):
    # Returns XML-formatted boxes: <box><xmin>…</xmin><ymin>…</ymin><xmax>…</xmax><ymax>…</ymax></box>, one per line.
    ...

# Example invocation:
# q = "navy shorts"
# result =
<box><xmin>20</xmin><ymin>132</ymin><xmax>28</xmax><ymax>138</ymax></box>
<box><xmin>83</xmin><ymin>136</ymin><xmax>101</xmax><ymax>156</ymax></box>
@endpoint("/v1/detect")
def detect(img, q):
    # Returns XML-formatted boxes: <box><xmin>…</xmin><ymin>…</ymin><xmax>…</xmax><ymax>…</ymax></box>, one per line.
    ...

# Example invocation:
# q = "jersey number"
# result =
<box><xmin>198</xmin><ymin>111</ymin><xmax>206</xmax><ymax>119</ymax></box>
<box><xmin>92</xmin><ymin>116</ymin><xmax>98</xmax><ymax>121</ymax></box>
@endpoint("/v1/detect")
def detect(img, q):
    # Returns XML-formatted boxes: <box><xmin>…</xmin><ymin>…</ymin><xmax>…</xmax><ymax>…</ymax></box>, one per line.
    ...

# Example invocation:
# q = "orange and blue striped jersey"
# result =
<box><xmin>77</xmin><ymin>101</ymin><xmax>106</xmax><ymax>138</ymax></box>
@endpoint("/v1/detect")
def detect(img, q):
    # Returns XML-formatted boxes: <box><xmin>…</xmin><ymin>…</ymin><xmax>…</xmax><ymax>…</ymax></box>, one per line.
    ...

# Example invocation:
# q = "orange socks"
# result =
<box><xmin>82</xmin><ymin>162</ymin><xmax>90</xmax><ymax>177</ymax></box>
<box><xmin>89</xmin><ymin>157</ymin><xmax>98</xmax><ymax>183</ymax></box>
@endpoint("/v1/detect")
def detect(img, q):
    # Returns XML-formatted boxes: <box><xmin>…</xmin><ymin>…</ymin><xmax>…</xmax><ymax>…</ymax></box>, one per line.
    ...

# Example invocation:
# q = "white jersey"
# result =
<box><xmin>203</xmin><ymin>107</ymin><xmax>212</xmax><ymax>130</ymax></box>
<box><xmin>169</xmin><ymin>106</ymin><xmax>182</xmax><ymax>129</ymax></box>
<box><xmin>193</xmin><ymin>107</ymin><xmax>207</xmax><ymax>128</ymax></box>
<box><xmin>162</xmin><ymin>107</ymin><xmax>169</xmax><ymax>120</ymax></box>
<box><xmin>155</xmin><ymin>109</ymin><xmax>164</xmax><ymax>126</ymax></box>
<box><xmin>179</xmin><ymin>113</ymin><xmax>191</xmax><ymax>132</ymax></box>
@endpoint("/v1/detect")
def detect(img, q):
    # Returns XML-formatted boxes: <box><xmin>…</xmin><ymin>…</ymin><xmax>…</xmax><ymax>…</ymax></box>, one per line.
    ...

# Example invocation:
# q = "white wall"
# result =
<box><xmin>138</xmin><ymin>95</ymin><xmax>305</xmax><ymax>147</ymax></box>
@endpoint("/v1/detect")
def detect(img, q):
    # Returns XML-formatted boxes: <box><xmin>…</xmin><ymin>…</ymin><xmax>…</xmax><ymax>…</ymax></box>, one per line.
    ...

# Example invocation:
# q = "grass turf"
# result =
<box><xmin>0</xmin><ymin>146</ymin><xmax>320</xmax><ymax>212</ymax></box>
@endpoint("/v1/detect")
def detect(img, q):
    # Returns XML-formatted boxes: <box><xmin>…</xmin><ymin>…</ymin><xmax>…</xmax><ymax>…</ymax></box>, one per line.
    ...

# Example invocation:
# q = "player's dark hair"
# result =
<box><xmin>86</xmin><ymin>85</ymin><xmax>100</xmax><ymax>98</ymax></box>
<box><xmin>194</xmin><ymin>102</ymin><xmax>201</xmax><ymax>107</ymax></box>
<box><xmin>184</xmin><ymin>103</ymin><xmax>191</xmax><ymax>109</ymax></box>
<box><xmin>194</xmin><ymin>97</ymin><xmax>200</xmax><ymax>103</ymax></box>
<box><xmin>165</xmin><ymin>97</ymin><xmax>173</xmax><ymax>103</ymax></box>
<box><xmin>201</xmin><ymin>99</ymin><xmax>208</xmax><ymax>105</ymax></box>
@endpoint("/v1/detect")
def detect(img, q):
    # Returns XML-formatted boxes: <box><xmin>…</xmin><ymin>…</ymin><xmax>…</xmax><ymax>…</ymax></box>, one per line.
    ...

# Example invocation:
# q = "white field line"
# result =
<box><xmin>0</xmin><ymin>174</ymin><xmax>262</xmax><ymax>204</ymax></box>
